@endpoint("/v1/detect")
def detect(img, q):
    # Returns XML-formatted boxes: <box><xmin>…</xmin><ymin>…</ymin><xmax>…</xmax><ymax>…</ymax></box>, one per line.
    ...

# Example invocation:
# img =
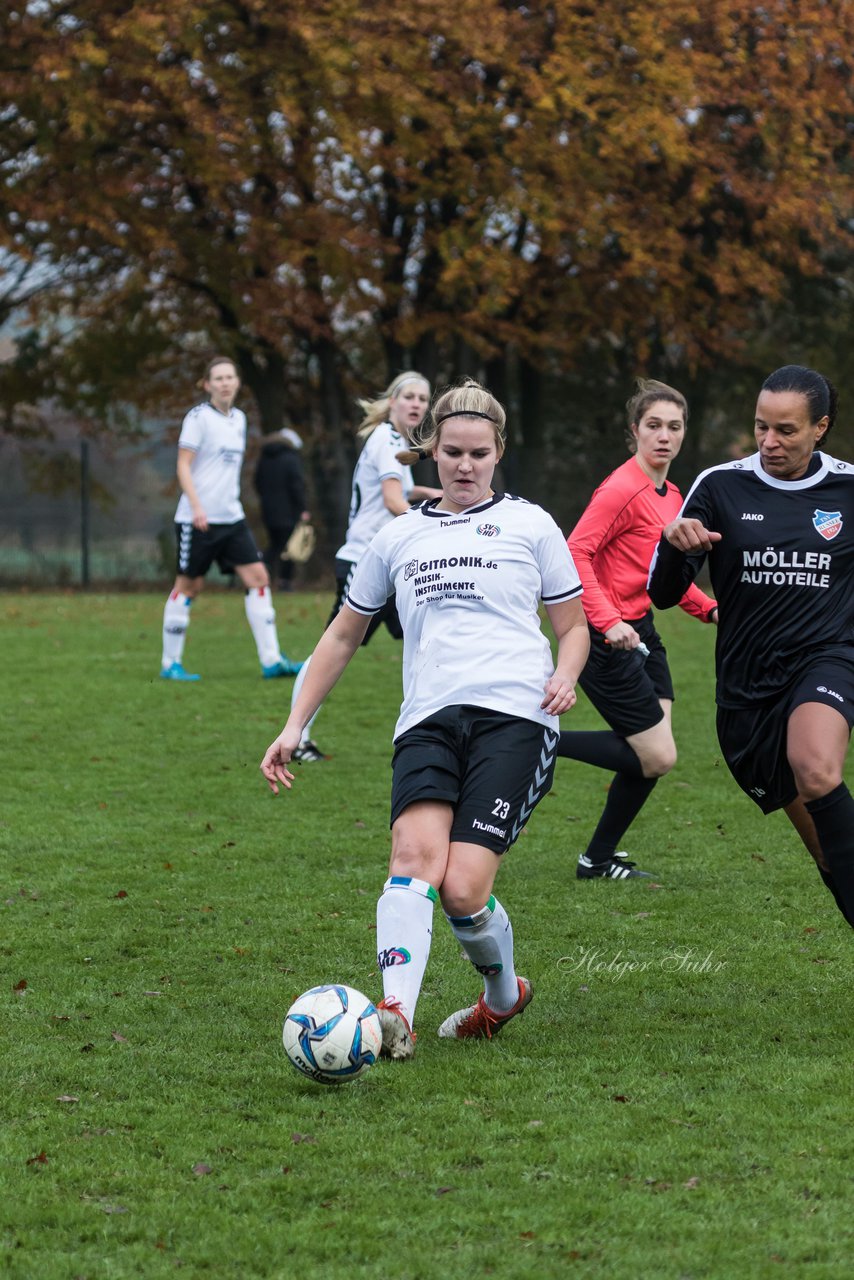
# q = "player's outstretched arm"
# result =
<box><xmin>260</xmin><ymin>606</ymin><xmax>370</xmax><ymax>794</ymax></box>
<box><xmin>648</xmin><ymin>519</ymin><xmax>721</xmax><ymax>612</ymax></box>
<box><xmin>662</xmin><ymin>517</ymin><xmax>722</xmax><ymax>553</ymax></box>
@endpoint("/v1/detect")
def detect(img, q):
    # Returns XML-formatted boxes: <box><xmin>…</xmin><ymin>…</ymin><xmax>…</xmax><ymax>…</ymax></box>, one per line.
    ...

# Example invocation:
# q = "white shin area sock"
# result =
<box><xmin>162</xmin><ymin>592</ymin><xmax>192</xmax><ymax>667</ymax></box>
<box><xmin>376</xmin><ymin>876</ymin><xmax>437</xmax><ymax>1027</ymax></box>
<box><xmin>291</xmin><ymin>655</ymin><xmax>319</xmax><ymax>745</ymax></box>
<box><xmin>244</xmin><ymin>587</ymin><xmax>281</xmax><ymax>667</ymax></box>
<box><xmin>446</xmin><ymin>895</ymin><xmax>519</xmax><ymax>1012</ymax></box>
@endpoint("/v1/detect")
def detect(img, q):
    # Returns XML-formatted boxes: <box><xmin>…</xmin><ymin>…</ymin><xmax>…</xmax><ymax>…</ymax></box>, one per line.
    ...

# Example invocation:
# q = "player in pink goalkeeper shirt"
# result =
<box><xmin>558</xmin><ymin>379</ymin><xmax>718</xmax><ymax>881</ymax></box>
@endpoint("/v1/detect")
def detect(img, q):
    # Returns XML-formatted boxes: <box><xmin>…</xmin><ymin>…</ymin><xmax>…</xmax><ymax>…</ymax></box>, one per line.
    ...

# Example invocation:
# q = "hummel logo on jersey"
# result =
<box><xmin>817</xmin><ymin>685</ymin><xmax>844</xmax><ymax>703</ymax></box>
<box><xmin>813</xmin><ymin>510</ymin><xmax>843</xmax><ymax>541</ymax></box>
<box><xmin>741</xmin><ymin>513</ymin><xmax>764</xmax><ymax>521</ymax></box>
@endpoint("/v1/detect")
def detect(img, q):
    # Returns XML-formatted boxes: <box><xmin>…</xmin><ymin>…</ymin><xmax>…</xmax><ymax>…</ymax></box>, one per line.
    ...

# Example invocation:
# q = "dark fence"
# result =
<box><xmin>0</xmin><ymin>426</ymin><xmax>325</xmax><ymax>589</ymax></box>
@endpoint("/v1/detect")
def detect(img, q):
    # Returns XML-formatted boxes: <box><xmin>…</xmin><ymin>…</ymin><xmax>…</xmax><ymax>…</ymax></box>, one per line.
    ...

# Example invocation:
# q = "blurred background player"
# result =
<box><xmin>558</xmin><ymin>379</ymin><xmax>717</xmax><ymax>879</ymax></box>
<box><xmin>253</xmin><ymin>427</ymin><xmax>310</xmax><ymax>592</ymax></box>
<box><xmin>160</xmin><ymin>356</ymin><xmax>303</xmax><ymax>681</ymax></box>
<box><xmin>287</xmin><ymin>371</ymin><xmax>440</xmax><ymax>761</ymax></box>
<box><xmin>261</xmin><ymin>378</ymin><xmax>589</xmax><ymax>1056</ymax></box>
<box><xmin>649</xmin><ymin>364</ymin><xmax>854</xmax><ymax>929</ymax></box>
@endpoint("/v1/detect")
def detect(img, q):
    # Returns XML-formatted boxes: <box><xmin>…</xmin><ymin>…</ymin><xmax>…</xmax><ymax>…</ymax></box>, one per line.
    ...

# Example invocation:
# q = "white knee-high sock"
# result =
<box><xmin>162</xmin><ymin>591</ymin><xmax>192</xmax><ymax>667</ymax></box>
<box><xmin>244</xmin><ymin>586</ymin><xmax>282</xmax><ymax>667</ymax></box>
<box><xmin>376</xmin><ymin>876</ymin><xmax>437</xmax><ymax>1027</ymax></box>
<box><xmin>446</xmin><ymin>896</ymin><xmax>519</xmax><ymax>1012</ymax></box>
<box><xmin>291</xmin><ymin>654</ymin><xmax>320</xmax><ymax>745</ymax></box>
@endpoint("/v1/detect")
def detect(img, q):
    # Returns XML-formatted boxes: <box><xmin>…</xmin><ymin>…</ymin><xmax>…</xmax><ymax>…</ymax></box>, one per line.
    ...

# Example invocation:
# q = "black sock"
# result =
<box><xmin>585</xmin><ymin>773</ymin><xmax>659</xmax><ymax>863</ymax></box>
<box><xmin>805</xmin><ymin>783</ymin><xmax>854</xmax><ymax>929</ymax></box>
<box><xmin>557</xmin><ymin>730</ymin><xmax>645</xmax><ymax>777</ymax></box>
<box><xmin>815</xmin><ymin>866</ymin><xmax>854</xmax><ymax>928</ymax></box>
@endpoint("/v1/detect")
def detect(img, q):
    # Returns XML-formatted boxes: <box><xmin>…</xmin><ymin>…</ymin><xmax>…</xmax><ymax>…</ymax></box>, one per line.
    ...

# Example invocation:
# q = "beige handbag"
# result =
<box><xmin>282</xmin><ymin>520</ymin><xmax>316</xmax><ymax>563</ymax></box>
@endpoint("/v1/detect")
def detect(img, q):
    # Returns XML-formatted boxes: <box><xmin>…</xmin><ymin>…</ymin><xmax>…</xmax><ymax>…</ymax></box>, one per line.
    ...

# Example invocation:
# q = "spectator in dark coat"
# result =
<box><xmin>253</xmin><ymin>428</ymin><xmax>310</xmax><ymax>589</ymax></box>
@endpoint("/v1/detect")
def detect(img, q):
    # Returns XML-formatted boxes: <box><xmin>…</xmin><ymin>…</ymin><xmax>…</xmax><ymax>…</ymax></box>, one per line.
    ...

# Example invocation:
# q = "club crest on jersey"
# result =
<box><xmin>812</xmin><ymin>509</ymin><xmax>843</xmax><ymax>541</ymax></box>
<box><xmin>476</xmin><ymin>523</ymin><xmax>500</xmax><ymax>537</ymax></box>
<box><xmin>404</xmin><ymin>559</ymin><xmax>419</xmax><ymax>580</ymax></box>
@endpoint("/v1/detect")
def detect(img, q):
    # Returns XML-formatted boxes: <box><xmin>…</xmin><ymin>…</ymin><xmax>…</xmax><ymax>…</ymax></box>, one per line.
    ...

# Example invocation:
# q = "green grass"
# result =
<box><xmin>2</xmin><ymin>592</ymin><xmax>852</xmax><ymax>1279</ymax></box>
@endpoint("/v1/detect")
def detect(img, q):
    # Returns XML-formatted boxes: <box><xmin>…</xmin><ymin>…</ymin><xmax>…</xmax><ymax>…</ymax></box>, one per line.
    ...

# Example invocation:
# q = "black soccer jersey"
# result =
<box><xmin>648</xmin><ymin>451</ymin><xmax>854</xmax><ymax>707</ymax></box>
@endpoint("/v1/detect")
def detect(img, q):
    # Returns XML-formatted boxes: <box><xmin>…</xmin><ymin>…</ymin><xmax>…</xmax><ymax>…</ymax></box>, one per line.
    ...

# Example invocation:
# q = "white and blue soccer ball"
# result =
<box><xmin>282</xmin><ymin>984</ymin><xmax>383</xmax><ymax>1085</ymax></box>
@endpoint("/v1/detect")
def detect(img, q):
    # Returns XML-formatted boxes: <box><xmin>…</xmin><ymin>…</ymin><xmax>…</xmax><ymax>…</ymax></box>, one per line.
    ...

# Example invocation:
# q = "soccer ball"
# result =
<box><xmin>282</xmin><ymin>984</ymin><xmax>383</xmax><ymax>1085</ymax></box>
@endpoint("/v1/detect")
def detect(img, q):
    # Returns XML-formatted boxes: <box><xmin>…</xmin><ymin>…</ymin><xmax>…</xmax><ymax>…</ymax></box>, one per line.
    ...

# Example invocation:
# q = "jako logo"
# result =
<box><xmin>741</xmin><ymin>513</ymin><xmax>764</xmax><ymax>521</ymax></box>
<box><xmin>817</xmin><ymin>685</ymin><xmax>844</xmax><ymax>703</ymax></box>
<box><xmin>377</xmin><ymin>947</ymin><xmax>411</xmax><ymax>970</ymax></box>
<box><xmin>477</xmin><ymin>523</ymin><xmax>500</xmax><ymax>537</ymax></box>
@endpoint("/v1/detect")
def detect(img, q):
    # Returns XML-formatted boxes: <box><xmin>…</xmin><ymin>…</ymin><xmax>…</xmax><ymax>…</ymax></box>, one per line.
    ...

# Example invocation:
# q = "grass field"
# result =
<box><xmin>2</xmin><ymin>591</ymin><xmax>852</xmax><ymax>1279</ymax></box>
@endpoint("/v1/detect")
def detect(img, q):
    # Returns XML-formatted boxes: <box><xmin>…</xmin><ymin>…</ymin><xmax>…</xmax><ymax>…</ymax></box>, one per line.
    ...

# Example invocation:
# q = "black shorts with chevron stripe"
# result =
<box><xmin>390</xmin><ymin>704</ymin><xmax>558</xmax><ymax>854</ymax></box>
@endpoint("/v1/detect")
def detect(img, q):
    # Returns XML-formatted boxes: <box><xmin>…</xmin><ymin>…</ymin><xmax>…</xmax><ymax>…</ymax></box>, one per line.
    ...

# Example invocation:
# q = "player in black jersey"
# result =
<box><xmin>648</xmin><ymin>365</ymin><xmax>854</xmax><ymax>928</ymax></box>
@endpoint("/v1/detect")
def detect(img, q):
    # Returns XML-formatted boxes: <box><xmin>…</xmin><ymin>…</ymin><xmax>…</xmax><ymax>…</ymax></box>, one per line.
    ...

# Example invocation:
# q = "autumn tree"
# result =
<box><xmin>1</xmin><ymin>0</ymin><xmax>851</xmax><ymax>535</ymax></box>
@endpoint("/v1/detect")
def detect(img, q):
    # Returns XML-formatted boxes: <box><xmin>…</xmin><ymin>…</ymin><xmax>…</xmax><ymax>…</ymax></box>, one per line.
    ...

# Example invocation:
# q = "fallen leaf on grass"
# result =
<box><xmin>291</xmin><ymin>1133</ymin><xmax>316</xmax><ymax>1144</ymax></box>
<box><xmin>683</xmin><ymin>1176</ymin><xmax>701</xmax><ymax>1189</ymax></box>
<box><xmin>13</xmin><ymin>979</ymin><xmax>27</xmax><ymax>992</ymax></box>
<box><xmin>434</xmin><ymin>1187</ymin><xmax>456</xmax><ymax>1196</ymax></box>
<box><xmin>612</xmin><ymin>1095</ymin><xmax>630</xmax><ymax>1103</ymax></box>
<box><xmin>56</xmin><ymin>1095</ymin><xmax>79</xmax><ymax>1104</ymax></box>
<box><xmin>26</xmin><ymin>1151</ymin><xmax>48</xmax><ymax>1165</ymax></box>
<box><xmin>111</xmin><ymin>1032</ymin><xmax>128</xmax><ymax>1043</ymax></box>
<box><xmin>114</xmin><ymin>890</ymin><xmax>128</xmax><ymax>899</ymax></box>
<box><xmin>192</xmin><ymin>1163</ymin><xmax>212</xmax><ymax>1176</ymax></box>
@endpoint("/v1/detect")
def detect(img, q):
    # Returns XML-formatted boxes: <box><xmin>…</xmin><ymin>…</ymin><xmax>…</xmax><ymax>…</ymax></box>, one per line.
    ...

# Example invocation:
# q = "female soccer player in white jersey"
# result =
<box><xmin>262</xmin><ymin>379</ymin><xmax>590</xmax><ymax>1057</ymax></box>
<box><xmin>558</xmin><ymin>380</ymin><xmax>717</xmax><ymax>881</ymax></box>
<box><xmin>288</xmin><ymin>371</ymin><xmax>440</xmax><ymax>762</ymax></box>
<box><xmin>160</xmin><ymin>356</ymin><xmax>302</xmax><ymax>681</ymax></box>
<box><xmin>649</xmin><ymin>365</ymin><xmax>854</xmax><ymax>929</ymax></box>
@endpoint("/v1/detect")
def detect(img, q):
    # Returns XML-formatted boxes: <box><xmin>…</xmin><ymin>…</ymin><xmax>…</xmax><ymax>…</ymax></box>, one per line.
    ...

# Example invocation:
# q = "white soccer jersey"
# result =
<box><xmin>336</xmin><ymin>422</ymin><xmax>414</xmax><ymax>562</ymax></box>
<box><xmin>174</xmin><ymin>402</ymin><xmax>247</xmax><ymax>525</ymax></box>
<box><xmin>347</xmin><ymin>494</ymin><xmax>583</xmax><ymax>739</ymax></box>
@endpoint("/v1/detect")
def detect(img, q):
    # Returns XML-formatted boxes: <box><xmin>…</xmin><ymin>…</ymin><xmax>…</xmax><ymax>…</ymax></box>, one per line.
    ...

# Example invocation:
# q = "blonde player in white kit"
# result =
<box><xmin>160</xmin><ymin>356</ymin><xmax>302</xmax><ymax>681</ymax></box>
<box><xmin>288</xmin><ymin>370</ymin><xmax>440</xmax><ymax>760</ymax></box>
<box><xmin>262</xmin><ymin>379</ymin><xmax>590</xmax><ymax>1058</ymax></box>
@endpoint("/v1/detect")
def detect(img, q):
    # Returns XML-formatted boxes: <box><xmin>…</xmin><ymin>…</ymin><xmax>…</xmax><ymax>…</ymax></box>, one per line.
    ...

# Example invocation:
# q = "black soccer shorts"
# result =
<box><xmin>329</xmin><ymin>558</ymin><xmax>404</xmax><ymax>645</ymax></box>
<box><xmin>578</xmin><ymin>613</ymin><xmax>672</xmax><ymax>738</ymax></box>
<box><xmin>390</xmin><ymin>704</ymin><xmax>559</xmax><ymax>855</ymax></box>
<box><xmin>176</xmin><ymin>519</ymin><xmax>263</xmax><ymax>577</ymax></box>
<box><xmin>717</xmin><ymin>655</ymin><xmax>854</xmax><ymax>814</ymax></box>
